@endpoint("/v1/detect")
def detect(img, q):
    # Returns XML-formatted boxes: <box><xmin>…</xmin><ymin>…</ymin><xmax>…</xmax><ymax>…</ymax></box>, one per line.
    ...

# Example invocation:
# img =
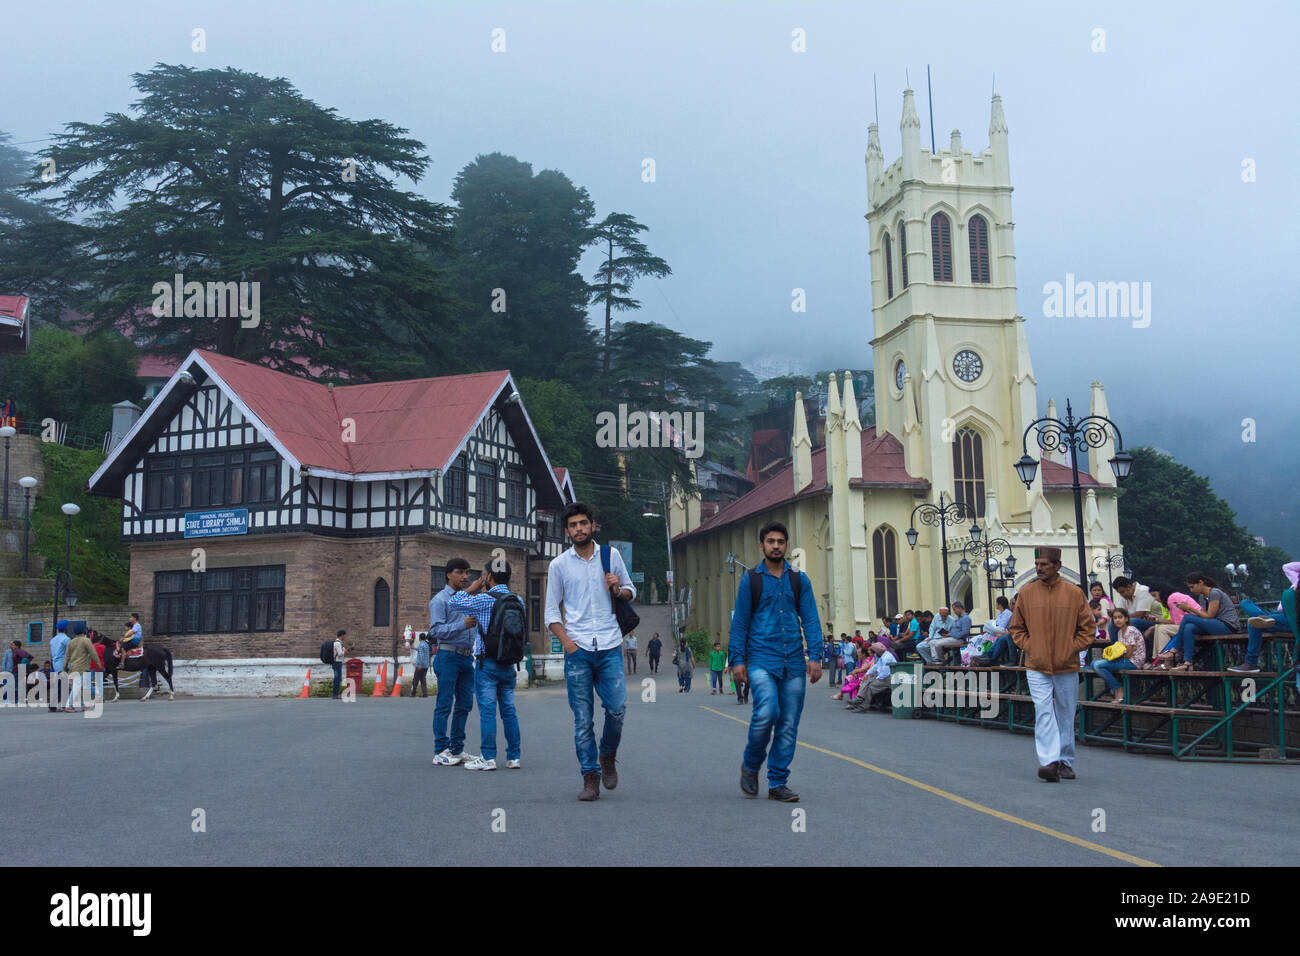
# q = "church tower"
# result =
<box><xmin>865</xmin><ymin>90</ymin><xmax>1047</xmax><ymax>531</ymax></box>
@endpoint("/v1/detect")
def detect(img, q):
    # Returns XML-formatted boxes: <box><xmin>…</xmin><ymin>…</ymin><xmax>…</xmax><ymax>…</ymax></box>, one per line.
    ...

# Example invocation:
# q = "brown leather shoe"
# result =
<box><xmin>1037</xmin><ymin>761</ymin><xmax>1060</xmax><ymax>782</ymax></box>
<box><xmin>578</xmin><ymin>771</ymin><xmax>601</xmax><ymax>801</ymax></box>
<box><xmin>599</xmin><ymin>752</ymin><xmax>618</xmax><ymax>789</ymax></box>
<box><xmin>1058</xmin><ymin>763</ymin><xmax>1076</xmax><ymax>780</ymax></box>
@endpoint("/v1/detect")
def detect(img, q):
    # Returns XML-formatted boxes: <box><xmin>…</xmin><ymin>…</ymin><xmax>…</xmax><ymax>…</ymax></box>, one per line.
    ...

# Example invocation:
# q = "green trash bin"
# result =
<box><xmin>890</xmin><ymin>659</ymin><xmax>922</xmax><ymax>719</ymax></box>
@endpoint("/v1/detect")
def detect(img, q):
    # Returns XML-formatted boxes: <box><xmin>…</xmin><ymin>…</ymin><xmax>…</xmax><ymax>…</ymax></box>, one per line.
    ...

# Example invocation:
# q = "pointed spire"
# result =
<box><xmin>826</xmin><ymin>371</ymin><xmax>843</xmax><ymax>427</ymax></box>
<box><xmin>791</xmin><ymin>391</ymin><xmax>812</xmax><ymax>493</ymax></box>
<box><xmin>841</xmin><ymin>372</ymin><xmax>862</xmax><ymax>481</ymax></box>
<box><xmin>989</xmin><ymin>93</ymin><xmax>1008</xmax><ymax>135</ymax></box>
<box><xmin>901</xmin><ymin>88</ymin><xmax>921</xmax><ymax>130</ymax></box>
<box><xmin>900</xmin><ymin>88</ymin><xmax>921</xmax><ymax>178</ymax></box>
<box><xmin>866</xmin><ymin>122</ymin><xmax>883</xmax><ymax>206</ymax></box>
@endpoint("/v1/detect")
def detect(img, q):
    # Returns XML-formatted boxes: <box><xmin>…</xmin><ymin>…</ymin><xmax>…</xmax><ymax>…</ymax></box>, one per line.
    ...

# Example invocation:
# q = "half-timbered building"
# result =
<box><xmin>88</xmin><ymin>350</ymin><xmax>573</xmax><ymax>659</ymax></box>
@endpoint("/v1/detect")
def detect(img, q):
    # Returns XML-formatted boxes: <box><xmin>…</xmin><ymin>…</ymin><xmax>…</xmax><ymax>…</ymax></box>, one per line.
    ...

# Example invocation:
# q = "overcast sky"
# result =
<box><xmin>5</xmin><ymin>0</ymin><xmax>1298</xmax><ymax>543</ymax></box>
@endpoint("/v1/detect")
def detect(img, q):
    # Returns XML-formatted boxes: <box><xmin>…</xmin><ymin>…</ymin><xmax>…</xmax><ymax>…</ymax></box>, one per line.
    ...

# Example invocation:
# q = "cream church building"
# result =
<box><xmin>673</xmin><ymin>89</ymin><xmax>1127</xmax><ymax>638</ymax></box>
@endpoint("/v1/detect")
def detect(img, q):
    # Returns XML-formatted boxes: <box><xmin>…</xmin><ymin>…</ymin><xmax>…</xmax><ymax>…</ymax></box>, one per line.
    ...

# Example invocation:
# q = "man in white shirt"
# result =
<box><xmin>545</xmin><ymin>503</ymin><xmax>636</xmax><ymax>802</ymax></box>
<box><xmin>848</xmin><ymin>642</ymin><xmax>897</xmax><ymax>712</ymax></box>
<box><xmin>1109</xmin><ymin>577</ymin><xmax>1158</xmax><ymax>641</ymax></box>
<box><xmin>625</xmin><ymin>633</ymin><xmax>638</xmax><ymax>674</ymax></box>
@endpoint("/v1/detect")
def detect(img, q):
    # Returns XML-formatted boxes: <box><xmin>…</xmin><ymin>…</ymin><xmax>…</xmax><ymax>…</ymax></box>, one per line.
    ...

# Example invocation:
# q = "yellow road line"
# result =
<box><xmin>699</xmin><ymin>705</ymin><xmax>1160</xmax><ymax>867</ymax></box>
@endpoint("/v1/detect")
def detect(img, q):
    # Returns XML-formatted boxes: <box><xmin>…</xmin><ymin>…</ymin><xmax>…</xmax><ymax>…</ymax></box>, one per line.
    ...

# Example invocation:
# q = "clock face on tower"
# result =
<box><xmin>952</xmin><ymin>349</ymin><xmax>983</xmax><ymax>383</ymax></box>
<box><xmin>894</xmin><ymin>360</ymin><xmax>906</xmax><ymax>391</ymax></box>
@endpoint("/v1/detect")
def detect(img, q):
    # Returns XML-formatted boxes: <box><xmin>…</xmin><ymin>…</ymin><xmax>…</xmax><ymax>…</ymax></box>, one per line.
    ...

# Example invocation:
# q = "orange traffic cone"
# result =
<box><xmin>298</xmin><ymin>667</ymin><xmax>312</xmax><ymax>698</ymax></box>
<box><xmin>389</xmin><ymin>665</ymin><xmax>405</xmax><ymax>697</ymax></box>
<box><xmin>370</xmin><ymin>660</ymin><xmax>388</xmax><ymax>697</ymax></box>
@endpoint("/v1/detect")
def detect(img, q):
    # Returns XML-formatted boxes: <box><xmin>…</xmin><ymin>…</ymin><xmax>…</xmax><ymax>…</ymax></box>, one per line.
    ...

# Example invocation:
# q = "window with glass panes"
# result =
<box><xmin>476</xmin><ymin>461</ymin><xmax>497</xmax><ymax>516</ymax></box>
<box><xmin>506</xmin><ymin>465</ymin><xmax>526</xmax><ymax>519</ymax></box>
<box><xmin>145</xmin><ymin>446</ymin><xmax>278</xmax><ymax>513</ymax></box>
<box><xmin>445</xmin><ymin>455</ymin><xmax>467</xmax><ymax>510</ymax></box>
<box><xmin>153</xmin><ymin>565</ymin><xmax>285</xmax><ymax>635</ymax></box>
<box><xmin>872</xmin><ymin>527</ymin><xmax>900</xmax><ymax>618</ymax></box>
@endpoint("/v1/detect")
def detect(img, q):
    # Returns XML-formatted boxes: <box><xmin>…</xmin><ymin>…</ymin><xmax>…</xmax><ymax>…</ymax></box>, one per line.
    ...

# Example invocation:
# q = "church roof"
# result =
<box><xmin>677</xmin><ymin>426</ymin><xmax>928</xmax><ymax>540</ymax></box>
<box><xmin>1041</xmin><ymin>459</ymin><xmax>1102</xmax><ymax>487</ymax></box>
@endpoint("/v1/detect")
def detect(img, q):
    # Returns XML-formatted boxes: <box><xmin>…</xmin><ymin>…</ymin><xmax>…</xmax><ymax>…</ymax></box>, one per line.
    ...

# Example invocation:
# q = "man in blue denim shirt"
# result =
<box><xmin>429</xmin><ymin>557</ymin><xmax>480</xmax><ymax>766</ymax></box>
<box><xmin>730</xmin><ymin>521</ymin><xmax>823</xmax><ymax>802</ymax></box>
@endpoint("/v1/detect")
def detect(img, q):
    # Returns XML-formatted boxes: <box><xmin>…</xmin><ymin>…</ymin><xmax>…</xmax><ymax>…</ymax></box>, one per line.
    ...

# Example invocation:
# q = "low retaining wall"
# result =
<box><xmin>168</xmin><ymin>655</ymin><xmax>559</xmax><ymax>697</ymax></box>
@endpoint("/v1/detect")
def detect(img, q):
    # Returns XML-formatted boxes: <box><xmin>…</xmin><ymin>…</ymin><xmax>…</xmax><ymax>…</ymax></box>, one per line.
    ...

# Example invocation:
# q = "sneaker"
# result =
<box><xmin>767</xmin><ymin>785</ymin><xmax>800</xmax><ymax>802</ymax></box>
<box><xmin>1228</xmin><ymin>663</ymin><xmax>1261</xmax><ymax>673</ymax></box>
<box><xmin>463</xmin><ymin>755</ymin><xmax>496</xmax><ymax>771</ymax></box>
<box><xmin>506</xmin><ymin>758</ymin><xmax>521</xmax><ymax>769</ymax></box>
<box><xmin>1248</xmin><ymin>616</ymin><xmax>1277</xmax><ymax>629</ymax></box>
<box><xmin>432</xmin><ymin>749</ymin><xmax>466</xmax><ymax>766</ymax></box>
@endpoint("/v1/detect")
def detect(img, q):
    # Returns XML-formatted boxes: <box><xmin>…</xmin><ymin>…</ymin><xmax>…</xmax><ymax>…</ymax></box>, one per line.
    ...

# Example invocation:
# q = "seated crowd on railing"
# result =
<box><xmin>820</xmin><ymin>561</ymin><xmax>1299</xmax><ymax>713</ymax></box>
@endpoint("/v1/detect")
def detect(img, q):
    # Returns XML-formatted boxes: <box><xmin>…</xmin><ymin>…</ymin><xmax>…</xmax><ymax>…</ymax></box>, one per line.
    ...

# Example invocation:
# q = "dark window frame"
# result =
<box><xmin>968</xmin><ymin>214</ymin><xmax>990</xmax><ymax>283</ymax></box>
<box><xmin>152</xmin><ymin>564</ymin><xmax>285</xmax><ymax>635</ymax></box>
<box><xmin>872</xmin><ymin>527</ymin><xmax>900</xmax><ymax>618</ymax></box>
<box><xmin>445</xmin><ymin>454</ymin><xmax>468</xmax><ymax>511</ymax></box>
<box><xmin>475</xmin><ymin>460</ymin><xmax>497</xmax><ymax>517</ymax></box>
<box><xmin>143</xmin><ymin>446</ymin><xmax>277</xmax><ymax>514</ymax></box>
<box><xmin>883</xmin><ymin>231</ymin><xmax>894</xmax><ymax>299</ymax></box>
<box><xmin>931</xmin><ymin>212</ymin><xmax>953</xmax><ymax>282</ymax></box>
<box><xmin>505</xmin><ymin>465</ymin><xmax>526</xmax><ymax>519</ymax></box>
<box><xmin>952</xmin><ymin>426</ymin><xmax>986</xmax><ymax>518</ymax></box>
<box><xmin>374</xmin><ymin>578</ymin><xmax>390</xmax><ymax>628</ymax></box>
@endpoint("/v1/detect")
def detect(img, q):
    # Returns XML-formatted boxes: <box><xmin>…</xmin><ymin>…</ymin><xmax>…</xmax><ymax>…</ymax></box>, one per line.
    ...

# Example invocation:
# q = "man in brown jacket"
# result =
<box><xmin>1009</xmin><ymin>546</ymin><xmax>1096</xmax><ymax>782</ymax></box>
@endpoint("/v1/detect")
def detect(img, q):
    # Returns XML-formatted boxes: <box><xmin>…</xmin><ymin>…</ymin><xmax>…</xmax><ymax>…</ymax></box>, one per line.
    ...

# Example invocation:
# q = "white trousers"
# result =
<box><xmin>1026</xmin><ymin>669</ymin><xmax>1078</xmax><ymax>768</ymax></box>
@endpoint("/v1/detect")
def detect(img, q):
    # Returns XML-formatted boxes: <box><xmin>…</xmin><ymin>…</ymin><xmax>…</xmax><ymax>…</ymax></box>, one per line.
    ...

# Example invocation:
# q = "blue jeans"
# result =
<box><xmin>1165</xmin><ymin>616</ymin><xmax>1233</xmax><ymax>662</ymax></box>
<box><xmin>1092</xmin><ymin>656</ymin><xmax>1136</xmax><ymax>691</ymax></box>
<box><xmin>564</xmin><ymin>647</ymin><xmax>626</xmax><ymax>776</ymax></box>
<box><xmin>475</xmin><ymin>658</ymin><xmax>520</xmax><ymax>761</ymax></box>
<box><xmin>743</xmin><ymin>665</ymin><xmax>806</xmax><ymax>788</ymax></box>
<box><xmin>331</xmin><ymin>661</ymin><xmax>343</xmax><ymax>697</ymax></box>
<box><xmin>1108</xmin><ymin>616</ymin><xmax>1158</xmax><ymax>641</ymax></box>
<box><xmin>1240</xmin><ymin>599</ymin><xmax>1295</xmax><ymax>667</ymax></box>
<box><xmin>986</xmin><ymin>633</ymin><xmax>1017</xmax><ymax>665</ymax></box>
<box><xmin>432</xmin><ymin>651</ymin><xmax>476</xmax><ymax>754</ymax></box>
<box><xmin>710</xmin><ymin>670</ymin><xmax>725</xmax><ymax>691</ymax></box>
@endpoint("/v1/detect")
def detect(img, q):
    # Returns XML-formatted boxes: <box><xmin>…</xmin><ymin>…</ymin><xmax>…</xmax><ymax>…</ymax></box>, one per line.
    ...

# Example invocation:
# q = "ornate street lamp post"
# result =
<box><xmin>1089</xmin><ymin>547</ymin><xmax>1130</xmax><ymax>592</ymax></box>
<box><xmin>961</xmin><ymin>537</ymin><xmax>1016</xmax><ymax>620</ymax></box>
<box><xmin>18</xmin><ymin>475</ymin><xmax>36</xmax><ymax>574</ymax></box>
<box><xmin>1015</xmin><ymin>399</ymin><xmax>1133</xmax><ymax>587</ymax></box>
<box><xmin>52</xmin><ymin>502</ymin><xmax>81</xmax><ymax>639</ymax></box>
<box><xmin>0</xmin><ymin>424</ymin><xmax>15</xmax><ymax>519</ymax></box>
<box><xmin>905</xmin><ymin>492</ymin><xmax>979</xmax><ymax>610</ymax></box>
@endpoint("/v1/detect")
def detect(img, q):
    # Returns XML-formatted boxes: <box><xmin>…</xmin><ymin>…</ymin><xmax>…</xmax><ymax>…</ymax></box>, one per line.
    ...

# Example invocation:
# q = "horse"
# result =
<box><xmin>101</xmin><ymin>641</ymin><xmax>175</xmax><ymax>701</ymax></box>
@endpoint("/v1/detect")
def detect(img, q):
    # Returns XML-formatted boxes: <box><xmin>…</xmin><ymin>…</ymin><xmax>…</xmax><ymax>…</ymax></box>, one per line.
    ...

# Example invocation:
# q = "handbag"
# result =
<box><xmin>1102</xmin><ymin>641</ymin><xmax>1126</xmax><ymax>661</ymax></box>
<box><xmin>600</xmin><ymin>545</ymin><xmax>640</xmax><ymax>636</ymax></box>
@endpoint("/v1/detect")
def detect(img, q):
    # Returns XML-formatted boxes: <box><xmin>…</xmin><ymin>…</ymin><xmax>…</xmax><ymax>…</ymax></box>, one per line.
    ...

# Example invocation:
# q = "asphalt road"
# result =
<box><xmin>2</xmin><ymin>671</ymin><xmax>1295</xmax><ymax>867</ymax></box>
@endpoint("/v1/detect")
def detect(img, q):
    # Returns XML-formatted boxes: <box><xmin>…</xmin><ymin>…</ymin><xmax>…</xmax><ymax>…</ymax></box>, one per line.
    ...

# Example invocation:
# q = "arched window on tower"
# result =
<box><xmin>952</xmin><ymin>426</ymin><xmax>986</xmax><ymax>518</ymax></box>
<box><xmin>968</xmin><ymin>214</ymin><xmax>990</xmax><ymax>283</ymax></box>
<box><xmin>883</xmin><ymin>231</ymin><xmax>894</xmax><ymax>299</ymax></box>
<box><xmin>931</xmin><ymin>212</ymin><xmax>953</xmax><ymax>282</ymax></box>
<box><xmin>898</xmin><ymin>219</ymin><xmax>909</xmax><ymax>288</ymax></box>
<box><xmin>872</xmin><ymin>526</ymin><xmax>900</xmax><ymax>618</ymax></box>
<box><xmin>373</xmin><ymin>578</ymin><xmax>390</xmax><ymax>628</ymax></box>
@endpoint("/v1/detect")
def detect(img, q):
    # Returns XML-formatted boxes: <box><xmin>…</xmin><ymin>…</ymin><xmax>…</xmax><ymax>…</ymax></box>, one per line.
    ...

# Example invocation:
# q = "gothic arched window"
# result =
<box><xmin>968</xmin><ymin>214</ymin><xmax>990</xmax><ymax>283</ymax></box>
<box><xmin>931</xmin><ymin>212</ymin><xmax>953</xmax><ymax>282</ymax></box>
<box><xmin>898</xmin><ymin>219</ymin><xmax>909</xmax><ymax>288</ymax></box>
<box><xmin>952</xmin><ymin>426</ymin><xmax>986</xmax><ymax>518</ymax></box>
<box><xmin>883</xmin><ymin>231</ymin><xmax>894</xmax><ymax>299</ymax></box>
<box><xmin>373</xmin><ymin>578</ymin><xmax>390</xmax><ymax>628</ymax></box>
<box><xmin>872</xmin><ymin>526</ymin><xmax>900</xmax><ymax>618</ymax></box>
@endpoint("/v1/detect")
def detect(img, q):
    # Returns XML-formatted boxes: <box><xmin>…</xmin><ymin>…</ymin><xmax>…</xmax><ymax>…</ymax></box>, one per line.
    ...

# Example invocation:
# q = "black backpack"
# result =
<box><xmin>748</xmin><ymin>567</ymin><xmax>804</xmax><ymax>616</ymax></box>
<box><xmin>320</xmin><ymin>641</ymin><xmax>335</xmax><ymax>665</ymax></box>
<box><xmin>483</xmin><ymin>592</ymin><xmax>528</xmax><ymax>667</ymax></box>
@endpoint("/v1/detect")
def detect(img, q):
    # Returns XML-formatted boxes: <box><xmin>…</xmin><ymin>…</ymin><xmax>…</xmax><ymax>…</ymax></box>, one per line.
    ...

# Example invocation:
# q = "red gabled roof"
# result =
<box><xmin>1041</xmin><ymin>458</ymin><xmax>1102</xmax><ymax>487</ymax></box>
<box><xmin>0</xmin><ymin>295</ymin><xmax>29</xmax><ymax>321</ymax></box>
<box><xmin>680</xmin><ymin>427</ymin><xmax>927</xmax><ymax>540</ymax></box>
<box><xmin>199</xmin><ymin>351</ymin><xmax>507</xmax><ymax>475</ymax></box>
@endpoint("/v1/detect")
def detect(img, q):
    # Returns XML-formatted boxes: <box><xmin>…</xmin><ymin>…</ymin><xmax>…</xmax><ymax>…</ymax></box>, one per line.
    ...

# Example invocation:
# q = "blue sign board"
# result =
<box><xmin>184</xmin><ymin>508</ymin><xmax>249</xmax><ymax>538</ymax></box>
